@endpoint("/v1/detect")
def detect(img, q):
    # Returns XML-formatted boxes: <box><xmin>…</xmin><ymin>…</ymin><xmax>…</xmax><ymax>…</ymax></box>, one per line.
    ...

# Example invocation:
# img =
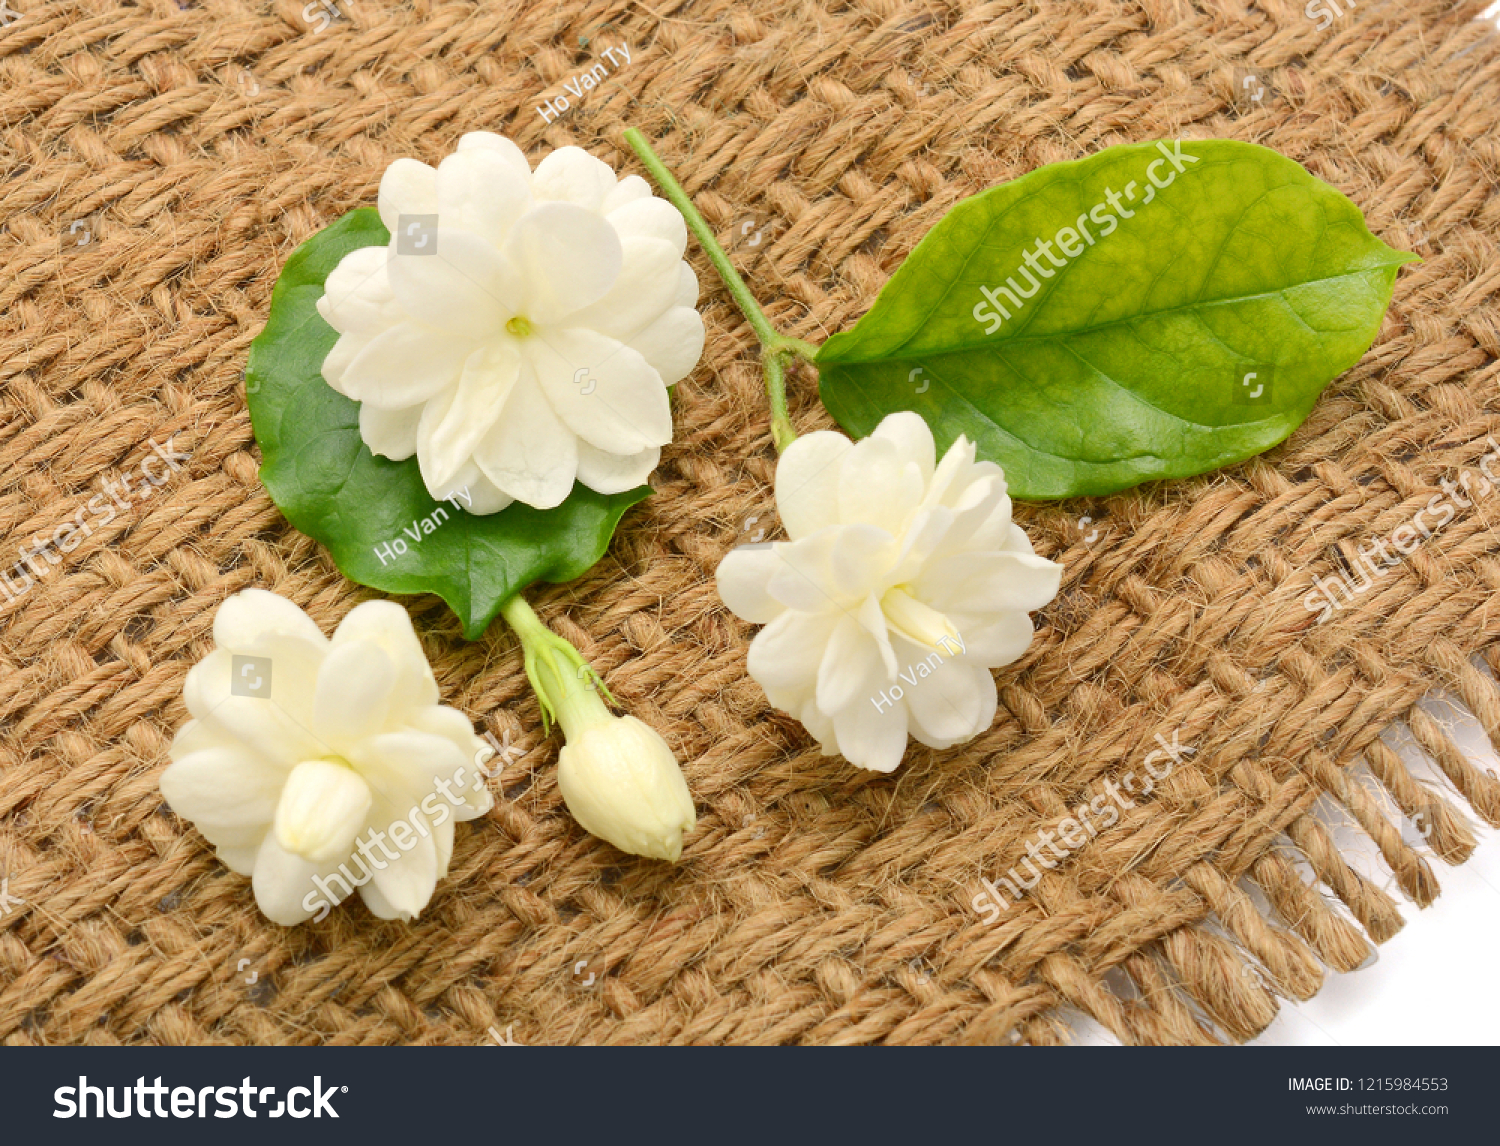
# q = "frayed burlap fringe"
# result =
<box><xmin>1</xmin><ymin>0</ymin><xmax>1499</xmax><ymax>1045</ymax></box>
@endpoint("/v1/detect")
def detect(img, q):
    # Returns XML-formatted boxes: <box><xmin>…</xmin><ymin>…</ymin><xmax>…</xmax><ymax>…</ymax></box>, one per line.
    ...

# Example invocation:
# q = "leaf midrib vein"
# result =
<box><xmin>825</xmin><ymin>266</ymin><xmax>1393</xmax><ymax>365</ymax></box>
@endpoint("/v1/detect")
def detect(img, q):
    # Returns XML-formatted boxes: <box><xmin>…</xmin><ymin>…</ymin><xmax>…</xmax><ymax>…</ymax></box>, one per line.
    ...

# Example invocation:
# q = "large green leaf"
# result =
<box><xmin>816</xmin><ymin>139</ymin><xmax>1416</xmax><ymax>499</ymax></box>
<box><xmin>247</xmin><ymin>209</ymin><xmax>650</xmax><ymax>640</ymax></box>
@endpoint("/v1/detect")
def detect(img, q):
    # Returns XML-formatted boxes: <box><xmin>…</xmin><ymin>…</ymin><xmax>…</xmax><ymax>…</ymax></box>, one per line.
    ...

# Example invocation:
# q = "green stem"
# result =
<box><xmin>623</xmin><ymin>127</ymin><xmax>815</xmax><ymax>453</ymax></box>
<box><xmin>500</xmin><ymin>595</ymin><xmax>614</xmax><ymax>738</ymax></box>
<box><xmin>623</xmin><ymin>128</ymin><xmax>778</xmax><ymax>344</ymax></box>
<box><xmin>761</xmin><ymin>353</ymin><xmax>795</xmax><ymax>454</ymax></box>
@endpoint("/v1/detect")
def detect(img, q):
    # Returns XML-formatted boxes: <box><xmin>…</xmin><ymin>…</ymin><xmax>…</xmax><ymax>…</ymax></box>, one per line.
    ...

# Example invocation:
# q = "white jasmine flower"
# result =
<box><xmin>316</xmin><ymin>132</ymin><xmax>705</xmax><ymax>513</ymax></box>
<box><xmin>715</xmin><ymin>412</ymin><xmax>1062</xmax><ymax>772</ymax></box>
<box><xmin>160</xmin><ymin>589</ymin><xmax>493</xmax><ymax>926</ymax></box>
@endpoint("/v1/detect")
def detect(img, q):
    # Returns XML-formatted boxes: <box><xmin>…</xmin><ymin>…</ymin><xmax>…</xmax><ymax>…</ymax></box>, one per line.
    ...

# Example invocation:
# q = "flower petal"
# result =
<box><xmin>902</xmin><ymin>656</ymin><xmax>993</xmax><ymax>748</ymax></box>
<box><xmin>948</xmin><ymin>611</ymin><xmax>1035</xmax><ymax>668</ymax></box>
<box><xmin>377</xmin><ymin>157</ymin><xmax>438</xmax><ymax>234</ymax></box>
<box><xmin>169</xmin><ymin>717</ymin><xmax>223</xmax><ymax>760</ymax></box>
<box><xmin>431</xmin><ymin>808</ymin><xmax>457</xmax><ymax>873</ymax></box>
<box><xmin>160</xmin><ymin>746</ymin><xmax>282</xmax><ymax>848</ymax></box>
<box><xmin>1003</xmin><ymin>521</ymin><xmax>1036</xmax><ymax>555</ymax></box>
<box><xmin>607</xmin><ymin>197</ymin><xmax>687</xmax><ymax>255</ymax></box>
<box><xmin>945</xmin><ymin>476</ymin><xmax>1011</xmax><ymax>553</ymax></box>
<box><xmin>456</xmin><ymin>132</ymin><xmax>532</xmax><ymax>183</ymax></box>
<box><xmin>716</xmin><ymin>544</ymin><xmax>785</xmax><ymax>625</ymax></box>
<box><xmin>365</xmin><ymin>798</ymin><xmax>439</xmax><ymax>920</ymax></box>
<box><xmin>416</xmin><ymin>341</ymin><xmax>520</xmax><ymax>493</ymax></box>
<box><xmin>746</xmin><ymin>610</ymin><xmax>836</xmax><ymax>693</ymax></box>
<box><xmin>816</xmin><ymin>616</ymin><xmax>891</xmax><ymax>714</ymax></box>
<box><xmin>385</xmin><ymin>230</ymin><xmax>522</xmax><ymax>339</ymax></box>
<box><xmin>357</xmin><ymin>875</ymin><xmax>404</xmax><ymax>920</ymax></box>
<box><xmin>213</xmin><ymin>588</ymin><xmax>327</xmax><ymax>650</ymax></box>
<box><xmin>889</xmin><ymin>506</ymin><xmax>955</xmax><ymax>584</ymax></box>
<box><xmin>830</xmin><ymin>525</ymin><xmax>899</xmax><ymax>598</ymax></box>
<box><xmin>871</xmin><ymin>411</ymin><xmax>937</xmax><ymax>482</ymax></box>
<box><xmin>318</xmin><ymin>246</ymin><xmax>400</xmax><ymax>337</ymax></box>
<box><xmin>832</xmin><ymin>696</ymin><xmax>909</xmax><ymax>773</ymax></box>
<box><xmin>796</xmin><ymin>696</ymin><xmax>838</xmax><ymax>756</ymax></box>
<box><xmin>575</xmin><ymin>439</ymin><xmax>659</xmax><ymax>495</ymax></box>
<box><xmin>330</xmin><ymin>599</ymin><xmax>440</xmax><ymax>713</ymax></box>
<box><xmin>342</xmin><ymin>322</ymin><xmax>474</xmax><ymax>408</ymax></box>
<box><xmin>857</xmin><ymin>590</ymin><xmax>899</xmax><ymax>680</ymax></box>
<box><xmin>439</xmin><ymin>467</ymin><xmax>513</xmax><ymax>515</ymax></box>
<box><xmin>435</xmin><ymin>148</ymin><xmax>532</xmax><ymax>246</ymax></box>
<box><xmin>531</xmin><ymin>146</ymin><xmax>616</xmax><ymax>212</ymax></box>
<box><xmin>529</xmin><ymin>328</ymin><xmax>671</xmax><ymax>454</ymax></box>
<box><xmin>562</xmin><ymin>237</ymin><xmax>684</xmax><ymax>342</ymax></box>
<box><xmin>673</xmin><ymin>263</ymin><xmax>699</xmax><ymax>308</ymax></box>
<box><xmin>775</xmin><ymin>431</ymin><xmax>851</xmax><ymax>540</ymax></box>
<box><xmin>764</xmin><ymin>532</ymin><xmax>843</xmax><ymax>614</ymax></box>
<box><xmin>273</xmin><ymin>758</ymin><xmax>373</xmax><ymax>864</ymax></box>
<box><xmin>838</xmin><ymin>435</ymin><xmax>924</xmax><ymax>534</ymax></box>
<box><xmin>344</xmin><ymin>730</ymin><xmax>473</xmax><ymax>826</ymax></box>
<box><xmin>312</xmin><ymin>639</ymin><xmax>398</xmax><ymax>747</ymax></box>
<box><xmin>251</xmin><ymin>834</ymin><xmax>353</xmax><ymax>926</ymax></box>
<box><xmin>925</xmin><ymin>434</ymin><xmax>980</xmax><ymax>508</ymax></box>
<box><xmin>601</xmin><ymin>173</ymin><xmax>651</xmax><ymax>213</ymax></box>
<box><xmin>359</xmin><ymin>401</ymin><xmax>421</xmax><ymax>460</ymax></box>
<box><xmin>215</xmin><ymin>843</ymin><xmax>261</xmax><ymax>877</ymax></box>
<box><xmin>765</xmin><ymin>525</ymin><xmax>891</xmax><ymax>612</ymax></box>
<box><xmin>625</xmin><ymin>306</ymin><xmax>704</xmax><ymax>387</ymax></box>
<box><xmin>915</xmin><ymin>550</ymin><xmax>1062</xmax><ymax>615</ymax></box>
<box><xmin>320</xmin><ymin>332</ymin><xmax>367</xmax><ymax>395</ymax></box>
<box><xmin>403</xmin><ymin>705</ymin><xmax>492</xmax><ymax>818</ymax></box>
<box><xmin>502</xmin><ymin>202</ymin><xmax>622</xmax><ymax>324</ymax></box>
<box><xmin>183</xmin><ymin>642</ymin><xmax>329</xmax><ymax>765</ymax></box>
<box><xmin>472</xmin><ymin>372</ymin><xmax>578</xmax><ymax>509</ymax></box>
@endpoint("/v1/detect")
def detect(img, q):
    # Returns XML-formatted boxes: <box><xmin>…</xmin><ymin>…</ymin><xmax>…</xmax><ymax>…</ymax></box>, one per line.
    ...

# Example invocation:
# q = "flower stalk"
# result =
<box><xmin>500</xmin><ymin>594</ymin><xmax>613</xmax><ymax>737</ymax></box>
<box><xmin>623</xmin><ymin>127</ymin><xmax>817</xmax><ymax>453</ymax></box>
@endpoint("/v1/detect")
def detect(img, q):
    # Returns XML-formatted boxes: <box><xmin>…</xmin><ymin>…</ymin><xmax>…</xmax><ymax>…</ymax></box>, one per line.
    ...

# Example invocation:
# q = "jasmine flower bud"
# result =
<box><xmin>502</xmin><ymin>596</ymin><xmax>695</xmax><ymax>861</ymax></box>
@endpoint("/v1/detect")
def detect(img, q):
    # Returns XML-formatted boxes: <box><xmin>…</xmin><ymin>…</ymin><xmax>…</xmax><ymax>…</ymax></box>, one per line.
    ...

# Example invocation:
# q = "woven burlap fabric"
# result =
<box><xmin>1</xmin><ymin>0</ymin><xmax>1498</xmax><ymax>1046</ymax></box>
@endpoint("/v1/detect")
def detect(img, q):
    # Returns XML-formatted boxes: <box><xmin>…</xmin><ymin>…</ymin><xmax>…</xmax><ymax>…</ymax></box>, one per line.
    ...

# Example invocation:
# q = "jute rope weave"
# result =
<box><xmin>1</xmin><ymin>0</ymin><xmax>1498</xmax><ymax>1045</ymax></box>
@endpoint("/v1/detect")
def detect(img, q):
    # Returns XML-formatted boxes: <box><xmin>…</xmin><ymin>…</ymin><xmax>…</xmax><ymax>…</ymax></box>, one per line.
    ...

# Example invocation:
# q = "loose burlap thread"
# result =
<box><xmin>2</xmin><ymin>0</ymin><xmax>1499</xmax><ymax>1045</ymax></box>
